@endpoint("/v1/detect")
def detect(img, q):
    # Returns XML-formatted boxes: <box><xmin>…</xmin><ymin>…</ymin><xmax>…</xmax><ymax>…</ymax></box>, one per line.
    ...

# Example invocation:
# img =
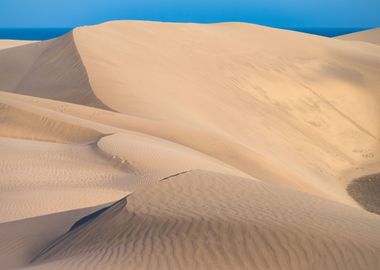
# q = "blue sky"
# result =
<box><xmin>0</xmin><ymin>0</ymin><xmax>379</xmax><ymax>28</ymax></box>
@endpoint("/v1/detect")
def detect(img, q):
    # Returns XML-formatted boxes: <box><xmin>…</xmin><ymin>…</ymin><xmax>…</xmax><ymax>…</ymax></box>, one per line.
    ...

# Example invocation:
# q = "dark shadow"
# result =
<box><xmin>68</xmin><ymin>200</ymin><xmax>120</xmax><ymax>231</ymax></box>
<box><xmin>160</xmin><ymin>170</ymin><xmax>192</xmax><ymax>181</ymax></box>
<box><xmin>347</xmin><ymin>173</ymin><xmax>380</xmax><ymax>215</ymax></box>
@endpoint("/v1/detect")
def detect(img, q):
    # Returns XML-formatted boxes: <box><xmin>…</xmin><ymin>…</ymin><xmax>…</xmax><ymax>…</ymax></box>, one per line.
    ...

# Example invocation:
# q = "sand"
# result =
<box><xmin>338</xmin><ymin>28</ymin><xmax>380</xmax><ymax>45</ymax></box>
<box><xmin>0</xmin><ymin>21</ymin><xmax>379</xmax><ymax>269</ymax></box>
<box><xmin>0</xmin><ymin>39</ymin><xmax>36</xmax><ymax>50</ymax></box>
<box><xmin>28</xmin><ymin>172</ymin><xmax>380</xmax><ymax>269</ymax></box>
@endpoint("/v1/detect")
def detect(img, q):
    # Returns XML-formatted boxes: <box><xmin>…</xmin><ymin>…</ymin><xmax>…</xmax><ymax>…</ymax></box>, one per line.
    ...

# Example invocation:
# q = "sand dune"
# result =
<box><xmin>0</xmin><ymin>34</ymin><xmax>108</xmax><ymax>109</ymax></box>
<box><xmin>3</xmin><ymin>21</ymin><xmax>379</xmax><ymax>203</ymax></box>
<box><xmin>0</xmin><ymin>136</ymin><xmax>128</xmax><ymax>222</ymax></box>
<box><xmin>0</xmin><ymin>22</ymin><xmax>380</xmax><ymax>269</ymax></box>
<box><xmin>338</xmin><ymin>28</ymin><xmax>380</xmax><ymax>45</ymax></box>
<box><xmin>0</xmin><ymin>202</ymin><xmax>113</xmax><ymax>269</ymax></box>
<box><xmin>0</xmin><ymin>40</ymin><xmax>36</xmax><ymax>50</ymax></box>
<box><xmin>0</xmin><ymin>102</ymin><xmax>101</xmax><ymax>143</ymax></box>
<box><xmin>28</xmin><ymin>172</ymin><xmax>380</xmax><ymax>269</ymax></box>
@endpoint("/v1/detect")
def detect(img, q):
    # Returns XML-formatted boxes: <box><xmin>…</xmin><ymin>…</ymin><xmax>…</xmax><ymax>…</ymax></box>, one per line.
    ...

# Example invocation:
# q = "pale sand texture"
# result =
<box><xmin>0</xmin><ymin>40</ymin><xmax>36</xmax><ymax>50</ymax></box>
<box><xmin>338</xmin><ymin>28</ymin><xmax>380</xmax><ymax>45</ymax></box>
<box><xmin>0</xmin><ymin>22</ymin><xmax>379</xmax><ymax>269</ymax></box>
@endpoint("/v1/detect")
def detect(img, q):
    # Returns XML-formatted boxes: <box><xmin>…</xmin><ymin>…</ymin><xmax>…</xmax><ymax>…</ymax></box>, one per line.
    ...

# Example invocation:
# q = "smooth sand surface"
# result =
<box><xmin>338</xmin><ymin>28</ymin><xmax>380</xmax><ymax>45</ymax></box>
<box><xmin>0</xmin><ymin>21</ymin><xmax>379</xmax><ymax>269</ymax></box>
<box><xmin>0</xmin><ymin>40</ymin><xmax>36</xmax><ymax>50</ymax></box>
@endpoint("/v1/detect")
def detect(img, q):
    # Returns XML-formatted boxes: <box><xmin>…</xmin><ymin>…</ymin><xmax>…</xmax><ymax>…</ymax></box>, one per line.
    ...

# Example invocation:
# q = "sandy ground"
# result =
<box><xmin>0</xmin><ymin>40</ymin><xmax>36</xmax><ymax>50</ymax></box>
<box><xmin>338</xmin><ymin>28</ymin><xmax>380</xmax><ymax>45</ymax></box>
<box><xmin>0</xmin><ymin>21</ymin><xmax>379</xmax><ymax>269</ymax></box>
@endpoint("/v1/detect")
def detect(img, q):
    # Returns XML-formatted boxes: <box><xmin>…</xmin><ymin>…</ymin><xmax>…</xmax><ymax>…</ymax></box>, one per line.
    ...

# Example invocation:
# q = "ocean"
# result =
<box><xmin>288</xmin><ymin>28</ymin><xmax>370</xmax><ymax>37</ymax></box>
<box><xmin>0</xmin><ymin>28</ymin><xmax>72</xmax><ymax>40</ymax></box>
<box><xmin>0</xmin><ymin>27</ymin><xmax>370</xmax><ymax>40</ymax></box>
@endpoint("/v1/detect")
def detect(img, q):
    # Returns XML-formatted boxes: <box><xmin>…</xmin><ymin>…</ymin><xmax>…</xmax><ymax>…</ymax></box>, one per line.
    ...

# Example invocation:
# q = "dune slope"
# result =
<box><xmin>338</xmin><ymin>28</ymin><xmax>380</xmax><ymax>45</ymax></box>
<box><xmin>30</xmin><ymin>171</ymin><xmax>380</xmax><ymax>270</ymax></box>
<box><xmin>0</xmin><ymin>33</ymin><xmax>108</xmax><ymax>108</ymax></box>
<box><xmin>0</xmin><ymin>39</ymin><xmax>36</xmax><ymax>50</ymax></box>
<box><xmin>73</xmin><ymin>22</ymin><xmax>380</xmax><ymax>205</ymax></box>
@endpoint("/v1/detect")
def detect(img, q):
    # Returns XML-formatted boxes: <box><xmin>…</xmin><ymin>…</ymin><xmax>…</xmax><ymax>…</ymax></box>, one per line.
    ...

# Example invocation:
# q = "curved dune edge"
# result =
<box><xmin>96</xmin><ymin>133</ymin><xmax>250</xmax><ymax>180</ymax></box>
<box><xmin>337</xmin><ymin>28</ymin><xmax>380</xmax><ymax>46</ymax></box>
<box><xmin>0</xmin><ymin>102</ymin><xmax>101</xmax><ymax>144</ymax></box>
<box><xmin>0</xmin><ymin>136</ymin><xmax>131</xmax><ymax>222</ymax></box>
<box><xmin>0</xmin><ymin>90</ymin><xmax>364</xmax><ymax>207</ymax></box>
<box><xmin>0</xmin><ymin>91</ymin><xmax>252</xmax><ymax>223</ymax></box>
<box><xmin>28</xmin><ymin>171</ymin><xmax>380</xmax><ymax>270</ymax></box>
<box><xmin>0</xmin><ymin>32</ymin><xmax>110</xmax><ymax>109</ymax></box>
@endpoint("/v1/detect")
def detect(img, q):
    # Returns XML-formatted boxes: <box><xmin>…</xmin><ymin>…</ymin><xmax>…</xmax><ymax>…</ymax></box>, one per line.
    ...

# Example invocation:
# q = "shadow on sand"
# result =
<box><xmin>347</xmin><ymin>173</ymin><xmax>380</xmax><ymax>215</ymax></box>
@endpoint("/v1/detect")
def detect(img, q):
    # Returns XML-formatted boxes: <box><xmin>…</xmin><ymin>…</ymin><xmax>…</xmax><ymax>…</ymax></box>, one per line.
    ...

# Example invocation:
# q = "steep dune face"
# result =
<box><xmin>0</xmin><ymin>22</ymin><xmax>380</xmax><ymax>270</ymax></box>
<box><xmin>0</xmin><ymin>33</ymin><xmax>108</xmax><ymax>109</ymax></box>
<box><xmin>338</xmin><ymin>28</ymin><xmax>380</xmax><ymax>45</ymax></box>
<box><xmin>0</xmin><ymin>41</ymin><xmax>46</xmax><ymax>90</ymax></box>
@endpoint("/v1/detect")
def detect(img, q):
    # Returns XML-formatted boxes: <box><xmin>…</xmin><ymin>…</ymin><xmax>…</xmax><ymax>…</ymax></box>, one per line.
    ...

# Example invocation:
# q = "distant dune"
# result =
<box><xmin>0</xmin><ymin>39</ymin><xmax>36</xmax><ymax>50</ymax></box>
<box><xmin>0</xmin><ymin>21</ymin><xmax>379</xmax><ymax>270</ymax></box>
<box><xmin>338</xmin><ymin>27</ymin><xmax>380</xmax><ymax>45</ymax></box>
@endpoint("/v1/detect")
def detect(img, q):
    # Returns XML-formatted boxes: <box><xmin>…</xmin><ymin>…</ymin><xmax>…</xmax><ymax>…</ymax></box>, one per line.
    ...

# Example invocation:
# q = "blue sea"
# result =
<box><xmin>288</xmin><ymin>28</ymin><xmax>370</xmax><ymax>37</ymax></box>
<box><xmin>0</xmin><ymin>28</ymin><xmax>72</xmax><ymax>40</ymax></box>
<box><xmin>0</xmin><ymin>27</ymin><xmax>370</xmax><ymax>40</ymax></box>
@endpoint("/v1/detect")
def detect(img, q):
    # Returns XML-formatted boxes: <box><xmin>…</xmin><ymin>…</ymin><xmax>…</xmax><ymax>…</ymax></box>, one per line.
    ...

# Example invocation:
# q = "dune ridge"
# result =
<box><xmin>0</xmin><ymin>32</ymin><xmax>109</xmax><ymax>109</ymax></box>
<box><xmin>0</xmin><ymin>21</ymin><xmax>380</xmax><ymax>269</ymax></box>
<box><xmin>337</xmin><ymin>28</ymin><xmax>380</xmax><ymax>45</ymax></box>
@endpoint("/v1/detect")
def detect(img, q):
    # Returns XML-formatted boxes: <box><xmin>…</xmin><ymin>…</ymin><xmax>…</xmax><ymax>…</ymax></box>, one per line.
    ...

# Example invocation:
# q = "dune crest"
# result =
<box><xmin>0</xmin><ymin>32</ymin><xmax>109</xmax><ymax>109</ymax></box>
<box><xmin>337</xmin><ymin>28</ymin><xmax>380</xmax><ymax>45</ymax></box>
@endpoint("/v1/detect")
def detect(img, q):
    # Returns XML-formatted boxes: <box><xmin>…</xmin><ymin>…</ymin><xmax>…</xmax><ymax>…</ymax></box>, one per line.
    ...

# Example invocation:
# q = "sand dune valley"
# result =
<box><xmin>0</xmin><ymin>21</ymin><xmax>380</xmax><ymax>269</ymax></box>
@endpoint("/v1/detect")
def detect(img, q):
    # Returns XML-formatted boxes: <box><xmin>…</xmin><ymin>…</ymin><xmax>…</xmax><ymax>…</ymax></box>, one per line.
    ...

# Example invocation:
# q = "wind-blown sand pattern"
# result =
<box><xmin>29</xmin><ymin>172</ymin><xmax>380</xmax><ymax>270</ymax></box>
<box><xmin>0</xmin><ymin>21</ymin><xmax>379</xmax><ymax>269</ymax></box>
